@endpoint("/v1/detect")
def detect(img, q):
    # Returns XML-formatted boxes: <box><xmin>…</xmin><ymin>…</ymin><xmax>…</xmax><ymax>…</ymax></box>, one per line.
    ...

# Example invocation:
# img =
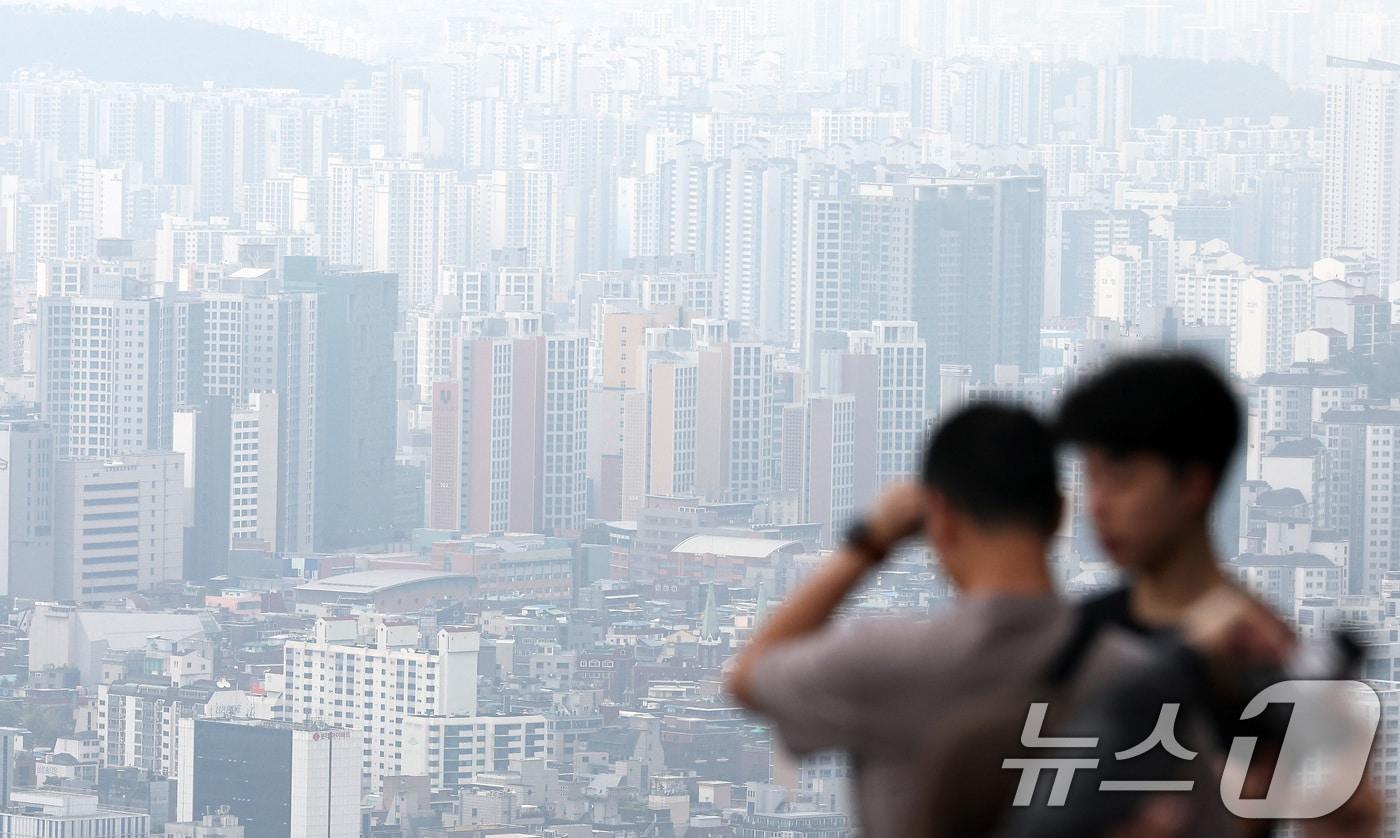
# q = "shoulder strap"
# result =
<box><xmin>1038</xmin><ymin>608</ymin><xmax>1102</xmax><ymax>689</ymax></box>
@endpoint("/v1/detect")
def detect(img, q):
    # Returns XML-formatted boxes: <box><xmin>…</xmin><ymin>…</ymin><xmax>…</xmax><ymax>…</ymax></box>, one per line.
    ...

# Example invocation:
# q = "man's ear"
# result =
<box><xmin>925</xmin><ymin>489</ymin><xmax>956</xmax><ymax>547</ymax></box>
<box><xmin>1180</xmin><ymin>464</ymin><xmax>1217</xmax><ymax>517</ymax></box>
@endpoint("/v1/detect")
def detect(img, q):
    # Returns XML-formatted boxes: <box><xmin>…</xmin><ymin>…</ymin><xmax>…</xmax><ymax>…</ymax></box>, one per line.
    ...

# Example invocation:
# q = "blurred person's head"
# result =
<box><xmin>1056</xmin><ymin>354</ymin><xmax>1241</xmax><ymax>573</ymax></box>
<box><xmin>919</xmin><ymin>403</ymin><xmax>1062</xmax><ymax>589</ymax></box>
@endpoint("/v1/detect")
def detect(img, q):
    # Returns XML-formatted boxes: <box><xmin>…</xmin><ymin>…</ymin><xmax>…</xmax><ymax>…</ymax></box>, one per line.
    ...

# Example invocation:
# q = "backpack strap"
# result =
<box><xmin>1038</xmin><ymin>608</ymin><xmax>1102</xmax><ymax>689</ymax></box>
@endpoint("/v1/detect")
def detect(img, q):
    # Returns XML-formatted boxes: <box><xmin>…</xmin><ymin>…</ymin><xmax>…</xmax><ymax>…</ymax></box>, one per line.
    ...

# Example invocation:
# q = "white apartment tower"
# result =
<box><xmin>870</xmin><ymin>321</ymin><xmax>928</xmax><ymax>487</ymax></box>
<box><xmin>800</xmin><ymin>393</ymin><xmax>857</xmax><ymax>546</ymax></box>
<box><xmin>480</xmin><ymin>169</ymin><xmax>561</xmax><ymax>276</ymax></box>
<box><xmin>1236</xmin><ymin>269</ymin><xmax>1314</xmax><ymax>379</ymax></box>
<box><xmin>1318</xmin><ymin>406</ymin><xmax>1400</xmax><ymax>597</ymax></box>
<box><xmin>1322</xmin><ymin>57</ymin><xmax>1400</xmax><ymax>283</ymax></box>
<box><xmin>410</xmin><ymin>309</ymin><xmax>463</xmax><ymax>403</ymax></box>
<box><xmin>539</xmin><ymin>333</ymin><xmax>590</xmax><ymax>535</ymax></box>
<box><xmin>281</xmin><ymin>619</ymin><xmax>480</xmax><ymax>791</ymax></box>
<box><xmin>802</xmin><ymin>190</ymin><xmax>914</xmax><ymax>363</ymax></box>
<box><xmin>195</xmin><ymin>292</ymin><xmax>285</xmax><ymax>401</ymax></box>
<box><xmin>709</xmin><ymin>147</ymin><xmax>795</xmax><ymax>342</ymax></box>
<box><xmin>38</xmin><ymin>296</ymin><xmax>170</xmax><ymax>459</ymax></box>
<box><xmin>370</xmin><ymin>166</ymin><xmax>467</xmax><ymax>312</ymax></box>
<box><xmin>229</xmin><ymin>393</ymin><xmax>279</xmax><ymax>549</ymax></box>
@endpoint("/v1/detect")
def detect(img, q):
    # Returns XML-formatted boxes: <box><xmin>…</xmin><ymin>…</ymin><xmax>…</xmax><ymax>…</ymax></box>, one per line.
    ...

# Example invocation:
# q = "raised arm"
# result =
<box><xmin>725</xmin><ymin>483</ymin><xmax>925</xmax><ymax>709</ymax></box>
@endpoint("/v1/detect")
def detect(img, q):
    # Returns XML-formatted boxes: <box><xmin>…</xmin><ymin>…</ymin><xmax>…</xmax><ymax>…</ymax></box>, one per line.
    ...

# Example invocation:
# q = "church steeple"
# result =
<box><xmin>701</xmin><ymin>584</ymin><xmax>719</xmax><ymax>641</ymax></box>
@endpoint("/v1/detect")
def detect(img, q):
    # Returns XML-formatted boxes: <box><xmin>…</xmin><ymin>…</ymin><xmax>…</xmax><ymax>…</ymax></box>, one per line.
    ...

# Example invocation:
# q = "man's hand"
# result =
<box><xmin>1180</xmin><ymin>584</ymin><xmax>1293</xmax><ymax>675</ymax></box>
<box><xmin>863</xmin><ymin>482</ymin><xmax>927</xmax><ymax>556</ymax></box>
<box><xmin>727</xmin><ymin>484</ymin><xmax>929</xmax><ymax>709</ymax></box>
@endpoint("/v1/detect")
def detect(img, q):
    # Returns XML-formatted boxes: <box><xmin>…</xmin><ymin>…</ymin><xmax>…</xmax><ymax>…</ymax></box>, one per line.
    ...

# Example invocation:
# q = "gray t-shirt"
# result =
<box><xmin>746</xmin><ymin>595</ymin><xmax>1153</xmax><ymax>837</ymax></box>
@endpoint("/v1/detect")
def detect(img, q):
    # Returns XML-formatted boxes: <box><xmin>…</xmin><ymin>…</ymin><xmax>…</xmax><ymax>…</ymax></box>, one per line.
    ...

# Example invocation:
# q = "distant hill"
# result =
<box><xmin>1126</xmin><ymin>57</ymin><xmax>1323</xmax><ymax>127</ymax></box>
<box><xmin>0</xmin><ymin>6</ymin><xmax>371</xmax><ymax>93</ymax></box>
<box><xmin>1055</xmin><ymin>57</ymin><xmax>1323</xmax><ymax>129</ymax></box>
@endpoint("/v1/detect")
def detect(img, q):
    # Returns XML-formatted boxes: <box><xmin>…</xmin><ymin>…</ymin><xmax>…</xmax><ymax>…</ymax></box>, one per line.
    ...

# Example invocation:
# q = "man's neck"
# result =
<box><xmin>956</xmin><ymin>534</ymin><xmax>1056</xmax><ymax>598</ymax></box>
<box><xmin>1130</xmin><ymin>526</ymin><xmax>1225</xmax><ymax>628</ymax></box>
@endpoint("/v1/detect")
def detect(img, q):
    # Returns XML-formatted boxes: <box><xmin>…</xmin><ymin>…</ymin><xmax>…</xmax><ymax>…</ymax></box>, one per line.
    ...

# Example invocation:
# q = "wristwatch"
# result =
<box><xmin>843</xmin><ymin>519</ymin><xmax>887</xmax><ymax>564</ymax></box>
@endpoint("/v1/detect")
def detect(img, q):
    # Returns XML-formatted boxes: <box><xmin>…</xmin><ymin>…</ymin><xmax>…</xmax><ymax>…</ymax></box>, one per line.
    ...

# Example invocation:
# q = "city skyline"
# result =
<box><xmin>0</xmin><ymin>0</ymin><xmax>1399</xmax><ymax>835</ymax></box>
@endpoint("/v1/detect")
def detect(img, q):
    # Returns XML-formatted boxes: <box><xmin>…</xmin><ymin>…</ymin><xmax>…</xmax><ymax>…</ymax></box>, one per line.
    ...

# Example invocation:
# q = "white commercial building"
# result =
<box><xmin>52</xmin><ymin>454</ymin><xmax>186</xmax><ymax>603</ymax></box>
<box><xmin>27</xmin><ymin>602</ymin><xmax>212</xmax><ymax>687</ymax></box>
<box><xmin>175</xmin><ymin>718</ymin><xmax>359</xmax><ymax>838</ymax></box>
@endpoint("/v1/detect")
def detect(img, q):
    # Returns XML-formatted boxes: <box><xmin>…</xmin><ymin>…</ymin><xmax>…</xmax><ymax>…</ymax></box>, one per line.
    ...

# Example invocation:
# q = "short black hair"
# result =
<box><xmin>1056</xmin><ymin>353</ymin><xmax>1241</xmax><ymax>484</ymax></box>
<box><xmin>921</xmin><ymin>403</ymin><xmax>1061</xmax><ymax>534</ymax></box>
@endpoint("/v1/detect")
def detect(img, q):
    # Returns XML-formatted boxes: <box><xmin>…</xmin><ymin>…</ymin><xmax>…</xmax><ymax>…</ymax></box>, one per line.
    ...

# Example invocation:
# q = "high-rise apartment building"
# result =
<box><xmin>434</xmin><ymin>316</ymin><xmax>588</xmax><ymax>535</ymax></box>
<box><xmin>811</xmin><ymin>321</ymin><xmax>928</xmax><ymax>510</ymax></box>
<box><xmin>479</xmin><ymin>168</ymin><xmax>562</xmax><ymax>276</ymax></box>
<box><xmin>0</xmin><ymin>415</ymin><xmax>54</xmax><ymax>599</ymax></box>
<box><xmin>1323</xmin><ymin>57</ymin><xmax>1400</xmax><ymax>283</ymax></box>
<box><xmin>173</xmin><ymin>397</ymin><xmax>233</xmax><ymax>580</ymax></box>
<box><xmin>16</xmin><ymin>200</ymin><xmax>65</xmax><ymax>284</ymax></box>
<box><xmin>1318</xmin><ymin>406</ymin><xmax>1400</xmax><ymax>596</ymax></box>
<box><xmin>791</xmin><ymin>392</ymin><xmax>856</xmax><ymax>545</ymax></box>
<box><xmin>802</xmin><ymin>188</ymin><xmax>912</xmax><ymax>363</ymax></box>
<box><xmin>100</xmin><ymin>682</ymin><xmax>219</xmax><ymax>779</ymax></box>
<box><xmin>695</xmin><ymin>328</ymin><xmax>776</xmax><ymax>503</ymax></box>
<box><xmin>284</xmin><ymin>260</ymin><xmax>400</xmax><ymax>551</ymax></box>
<box><xmin>645</xmin><ymin>348</ymin><xmax>700</xmax><ymax>505</ymax></box>
<box><xmin>909</xmin><ymin>171</ymin><xmax>1046</xmax><ymax>402</ymax></box>
<box><xmin>868</xmin><ymin>322</ymin><xmax>928</xmax><ymax>485</ymax></box>
<box><xmin>1061</xmin><ymin>209</ymin><xmax>1149</xmax><ymax>319</ymax></box>
<box><xmin>370</xmin><ymin>166</ymin><xmax>468</xmax><ymax>313</ymax></box>
<box><xmin>1236</xmin><ymin>269</ymin><xmax>1314</xmax><ymax>379</ymax></box>
<box><xmin>229</xmin><ymin>393</ymin><xmax>279</xmax><ymax>549</ymax></box>
<box><xmin>38</xmin><ymin>296</ymin><xmax>171</xmax><ymax>459</ymax></box>
<box><xmin>708</xmin><ymin>147</ymin><xmax>796</xmax><ymax>342</ymax></box>
<box><xmin>280</xmin><ymin>619</ymin><xmax>479</xmax><ymax>791</ymax></box>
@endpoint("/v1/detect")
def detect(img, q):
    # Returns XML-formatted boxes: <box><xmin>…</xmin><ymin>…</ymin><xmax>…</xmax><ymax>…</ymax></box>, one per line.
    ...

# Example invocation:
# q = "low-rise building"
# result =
<box><xmin>0</xmin><ymin>789</ymin><xmax>148</xmax><ymax>837</ymax></box>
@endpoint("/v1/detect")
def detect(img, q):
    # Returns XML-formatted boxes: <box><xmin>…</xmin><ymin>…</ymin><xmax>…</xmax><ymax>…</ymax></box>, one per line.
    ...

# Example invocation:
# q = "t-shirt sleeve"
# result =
<box><xmin>745</xmin><ymin>618</ymin><xmax>931</xmax><ymax>756</ymax></box>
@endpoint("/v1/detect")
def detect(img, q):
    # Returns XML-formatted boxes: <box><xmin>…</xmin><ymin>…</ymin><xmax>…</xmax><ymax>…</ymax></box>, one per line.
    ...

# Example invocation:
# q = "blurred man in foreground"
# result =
<box><xmin>725</xmin><ymin>404</ymin><xmax>1161</xmax><ymax>836</ymax></box>
<box><xmin>1057</xmin><ymin>354</ymin><xmax>1381</xmax><ymax>837</ymax></box>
